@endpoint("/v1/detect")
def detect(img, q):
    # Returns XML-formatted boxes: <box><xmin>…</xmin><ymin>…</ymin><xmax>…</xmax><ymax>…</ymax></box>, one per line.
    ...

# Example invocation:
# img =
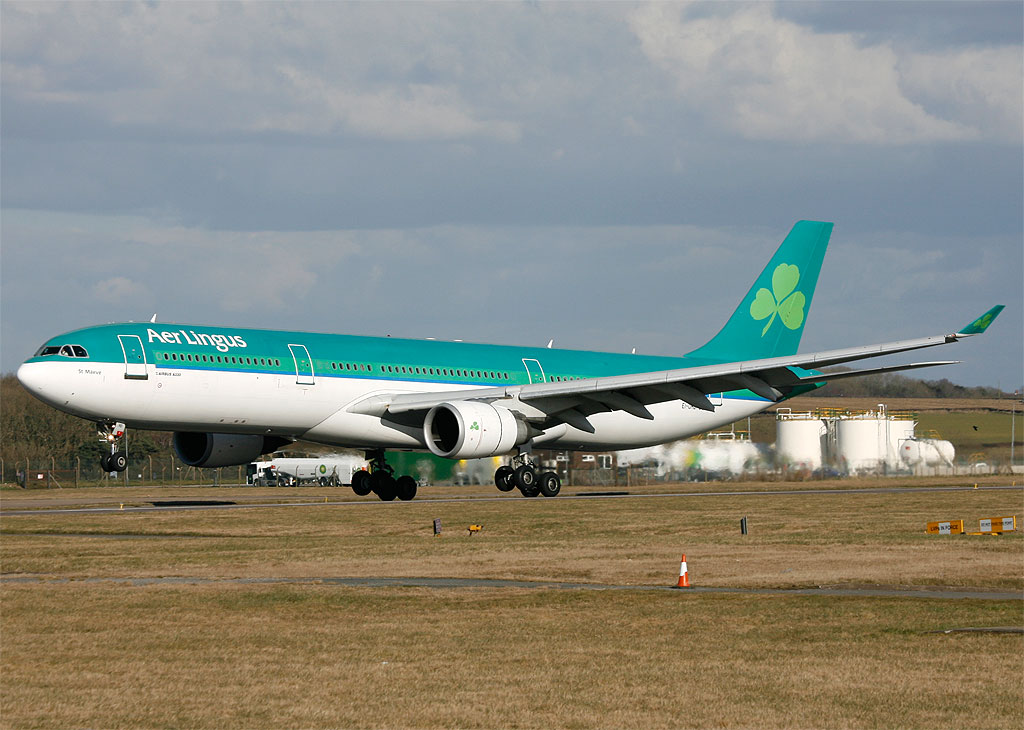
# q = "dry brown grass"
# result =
<box><xmin>2</xmin><ymin>486</ymin><xmax>1022</xmax><ymax>728</ymax></box>
<box><xmin>2</xmin><ymin>487</ymin><xmax>1021</xmax><ymax>589</ymax></box>
<box><xmin>2</xmin><ymin>584</ymin><xmax>1021</xmax><ymax>729</ymax></box>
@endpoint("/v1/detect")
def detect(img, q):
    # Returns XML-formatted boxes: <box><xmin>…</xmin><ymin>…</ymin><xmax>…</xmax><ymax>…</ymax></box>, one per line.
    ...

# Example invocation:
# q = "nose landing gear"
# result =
<box><xmin>97</xmin><ymin>421</ymin><xmax>128</xmax><ymax>474</ymax></box>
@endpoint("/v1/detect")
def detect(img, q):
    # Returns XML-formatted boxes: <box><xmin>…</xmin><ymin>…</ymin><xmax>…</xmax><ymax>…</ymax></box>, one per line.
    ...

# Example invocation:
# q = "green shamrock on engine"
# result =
<box><xmin>750</xmin><ymin>263</ymin><xmax>806</xmax><ymax>336</ymax></box>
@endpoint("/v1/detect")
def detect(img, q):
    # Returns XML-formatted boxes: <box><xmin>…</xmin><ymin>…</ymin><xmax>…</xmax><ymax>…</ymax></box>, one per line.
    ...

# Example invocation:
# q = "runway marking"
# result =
<box><xmin>1</xmin><ymin>574</ymin><xmax>1019</xmax><ymax>600</ymax></box>
<box><xmin>1</xmin><ymin>484</ymin><xmax>1020</xmax><ymax>516</ymax></box>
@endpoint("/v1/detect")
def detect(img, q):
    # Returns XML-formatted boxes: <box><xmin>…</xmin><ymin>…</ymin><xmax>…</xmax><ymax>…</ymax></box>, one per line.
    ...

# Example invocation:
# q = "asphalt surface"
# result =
<box><xmin>2</xmin><ymin>574</ymin><xmax>1020</xmax><ymax>600</ymax></box>
<box><xmin>2</xmin><ymin>483</ymin><xmax>1021</xmax><ymax>516</ymax></box>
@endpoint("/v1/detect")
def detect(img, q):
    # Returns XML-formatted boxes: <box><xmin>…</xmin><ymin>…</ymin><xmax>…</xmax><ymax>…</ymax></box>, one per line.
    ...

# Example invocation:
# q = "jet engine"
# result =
<box><xmin>423</xmin><ymin>401</ymin><xmax>529</xmax><ymax>459</ymax></box>
<box><xmin>173</xmin><ymin>432</ymin><xmax>291</xmax><ymax>468</ymax></box>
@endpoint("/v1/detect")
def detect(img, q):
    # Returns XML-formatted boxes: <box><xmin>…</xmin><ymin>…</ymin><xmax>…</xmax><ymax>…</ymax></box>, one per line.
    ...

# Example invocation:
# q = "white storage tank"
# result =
<box><xmin>900</xmin><ymin>438</ymin><xmax>955</xmax><ymax>467</ymax></box>
<box><xmin>886</xmin><ymin>419</ymin><xmax>916</xmax><ymax>469</ymax></box>
<box><xmin>836</xmin><ymin>418</ymin><xmax>887</xmax><ymax>473</ymax></box>
<box><xmin>834</xmin><ymin>404</ymin><xmax>916</xmax><ymax>474</ymax></box>
<box><xmin>697</xmin><ymin>440</ymin><xmax>763</xmax><ymax>475</ymax></box>
<box><xmin>776</xmin><ymin>413</ymin><xmax>825</xmax><ymax>470</ymax></box>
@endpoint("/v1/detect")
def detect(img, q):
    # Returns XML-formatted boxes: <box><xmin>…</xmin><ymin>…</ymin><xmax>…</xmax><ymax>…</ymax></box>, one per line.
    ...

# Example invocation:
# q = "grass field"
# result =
<box><xmin>2</xmin><ymin>482</ymin><xmax>1022</xmax><ymax>728</ymax></box>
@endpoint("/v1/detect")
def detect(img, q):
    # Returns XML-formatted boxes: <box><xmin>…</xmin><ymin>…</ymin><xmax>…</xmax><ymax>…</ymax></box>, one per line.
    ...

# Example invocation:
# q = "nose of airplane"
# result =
<box><xmin>17</xmin><ymin>361</ymin><xmax>44</xmax><ymax>392</ymax></box>
<box><xmin>17</xmin><ymin>361</ymin><xmax>64</xmax><ymax>406</ymax></box>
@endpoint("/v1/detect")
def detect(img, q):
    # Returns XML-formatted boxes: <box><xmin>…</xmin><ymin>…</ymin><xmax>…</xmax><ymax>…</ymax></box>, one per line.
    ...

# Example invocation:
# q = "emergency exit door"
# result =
<box><xmin>118</xmin><ymin>335</ymin><xmax>148</xmax><ymax>380</ymax></box>
<box><xmin>288</xmin><ymin>344</ymin><xmax>315</xmax><ymax>385</ymax></box>
<box><xmin>522</xmin><ymin>358</ymin><xmax>546</xmax><ymax>384</ymax></box>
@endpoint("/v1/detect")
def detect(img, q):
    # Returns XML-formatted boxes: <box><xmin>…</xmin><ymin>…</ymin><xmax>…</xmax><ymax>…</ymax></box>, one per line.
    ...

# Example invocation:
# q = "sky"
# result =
<box><xmin>2</xmin><ymin>1</ymin><xmax>1021</xmax><ymax>389</ymax></box>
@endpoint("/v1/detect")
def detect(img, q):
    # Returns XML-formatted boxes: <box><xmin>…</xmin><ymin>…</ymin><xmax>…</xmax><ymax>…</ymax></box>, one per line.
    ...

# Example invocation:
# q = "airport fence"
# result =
<box><xmin>0</xmin><ymin>457</ymin><xmax>248</xmax><ymax>489</ymax></box>
<box><xmin>0</xmin><ymin>456</ymin><xmax>1016</xmax><ymax>490</ymax></box>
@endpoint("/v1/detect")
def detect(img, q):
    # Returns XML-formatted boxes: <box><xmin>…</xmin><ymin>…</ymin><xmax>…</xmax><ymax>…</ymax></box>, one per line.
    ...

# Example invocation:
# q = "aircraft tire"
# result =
<box><xmin>518</xmin><ymin>482</ymin><xmax>540</xmax><ymax>497</ymax></box>
<box><xmin>494</xmin><ymin>466</ymin><xmax>515</xmax><ymax>492</ymax></box>
<box><xmin>351</xmin><ymin>470</ymin><xmax>372</xmax><ymax>496</ymax></box>
<box><xmin>110</xmin><ymin>451</ymin><xmax>128</xmax><ymax>472</ymax></box>
<box><xmin>395</xmin><ymin>475</ymin><xmax>417</xmax><ymax>501</ymax></box>
<box><xmin>538</xmin><ymin>471</ymin><xmax>561</xmax><ymax>498</ymax></box>
<box><xmin>513</xmin><ymin>465</ymin><xmax>535</xmax><ymax>490</ymax></box>
<box><xmin>100</xmin><ymin>453</ymin><xmax>112</xmax><ymax>472</ymax></box>
<box><xmin>373</xmin><ymin>472</ymin><xmax>397</xmax><ymax>501</ymax></box>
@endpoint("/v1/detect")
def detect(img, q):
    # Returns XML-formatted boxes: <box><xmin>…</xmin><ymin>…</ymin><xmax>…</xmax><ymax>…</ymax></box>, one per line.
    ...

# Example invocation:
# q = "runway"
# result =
<box><xmin>2</xmin><ymin>483</ymin><xmax>1021</xmax><ymax>516</ymax></box>
<box><xmin>2</xmin><ymin>574</ymin><xmax>1020</xmax><ymax>601</ymax></box>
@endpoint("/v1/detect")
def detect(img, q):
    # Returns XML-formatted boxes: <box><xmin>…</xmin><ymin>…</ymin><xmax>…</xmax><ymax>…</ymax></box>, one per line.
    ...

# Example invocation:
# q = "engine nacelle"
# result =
<box><xmin>424</xmin><ymin>401</ymin><xmax>528</xmax><ymax>459</ymax></box>
<box><xmin>173</xmin><ymin>432</ymin><xmax>290</xmax><ymax>468</ymax></box>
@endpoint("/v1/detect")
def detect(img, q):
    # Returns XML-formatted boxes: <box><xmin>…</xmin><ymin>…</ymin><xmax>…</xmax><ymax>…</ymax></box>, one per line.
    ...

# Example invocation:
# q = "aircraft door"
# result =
<box><xmin>118</xmin><ymin>335</ymin><xmax>148</xmax><ymax>380</ymax></box>
<box><xmin>288</xmin><ymin>344</ymin><xmax>315</xmax><ymax>385</ymax></box>
<box><xmin>522</xmin><ymin>358</ymin><xmax>546</xmax><ymax>384</ymax></box>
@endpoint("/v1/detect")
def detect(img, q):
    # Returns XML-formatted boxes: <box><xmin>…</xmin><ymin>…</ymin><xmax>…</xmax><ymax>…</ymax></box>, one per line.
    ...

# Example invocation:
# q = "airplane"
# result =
<box><xmin>16</xmin><ymin>221</ymin><xmax>1004</xmax><ymax>501</ymax></box>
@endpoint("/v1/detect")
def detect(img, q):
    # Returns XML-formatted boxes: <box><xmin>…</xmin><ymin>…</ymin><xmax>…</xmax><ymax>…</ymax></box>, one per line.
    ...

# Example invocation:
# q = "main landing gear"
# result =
<box><xmin>494</xmin><ymin>451</ymin><xmax>561</xmax><ymax>498</ymax></box>
<box><xmin>97</xmin><ymin>421</ymin><xmax>128</xmax><ymax>474</ymax></box>
<box><xmin>350</xmin><ymin>451</ymin><xmax>418</xmax><ymax>502</ymax></box>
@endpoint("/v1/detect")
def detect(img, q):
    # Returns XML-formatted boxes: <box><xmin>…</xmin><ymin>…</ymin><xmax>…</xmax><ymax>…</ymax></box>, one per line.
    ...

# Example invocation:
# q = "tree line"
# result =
<box><xmin>1</xmin><ymin>375</ymin><xmax>171</xmax><ymax>469</ymax></box>
<box><xmin>810</xmin><ymin>368</ymin><xmax>1012</xmax><ymax>399</ymax></box>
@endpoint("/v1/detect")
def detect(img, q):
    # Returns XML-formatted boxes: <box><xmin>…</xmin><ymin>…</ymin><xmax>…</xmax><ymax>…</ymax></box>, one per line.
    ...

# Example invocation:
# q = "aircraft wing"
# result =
<box><xmin>352</xmin><ymin>307</ymin><xmax>1003</xmax><ymax>432</ymax></box>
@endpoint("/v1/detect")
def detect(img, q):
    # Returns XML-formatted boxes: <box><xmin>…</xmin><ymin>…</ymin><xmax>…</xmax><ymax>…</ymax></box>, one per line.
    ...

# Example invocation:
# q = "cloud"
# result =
<box><xmin>270</xmin><ymin>67</ymin><xmax>521</xmax><ymax>142</ymax></box>
<box><xmin>121</xmin><ymin>225</ymin><xmax>362</xmax><ymax>312</ymax></box>
<box><xmin>1</xmin><ymin>2</ymin><xmax>523</xmax><ymax>143</ymax></box>
<box><xmin>628</xmin><ymin>3</ymin><xmax>1019</xmax><ymax>144</ymax></box>
<box><xmin>92</xmin><ymin>276</ymin><xmax>147</xmax><ymax>304</ymax></box>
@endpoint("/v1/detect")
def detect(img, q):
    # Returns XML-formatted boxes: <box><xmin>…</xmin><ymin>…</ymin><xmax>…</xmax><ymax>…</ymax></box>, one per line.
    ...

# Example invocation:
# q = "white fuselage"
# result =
<box><xmin>18</xmin><ymin>358</ymin><xmax>769</xmax><ymax>453</ymax></box>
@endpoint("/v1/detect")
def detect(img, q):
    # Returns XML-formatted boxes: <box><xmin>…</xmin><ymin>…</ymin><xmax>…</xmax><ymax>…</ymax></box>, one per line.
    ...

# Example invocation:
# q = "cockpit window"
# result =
<box><xmin>35</xmin><ymin>344</ymin><xmax>88</xmax><ymax>358</ymax></box>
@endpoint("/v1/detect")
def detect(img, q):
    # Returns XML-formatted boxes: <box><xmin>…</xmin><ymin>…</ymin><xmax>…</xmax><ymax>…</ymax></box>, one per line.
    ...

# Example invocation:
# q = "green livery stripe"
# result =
<box><xmin>28</xmin><ymin>322</ymin><xmax>778</xmax><ymax>403</ymax></box>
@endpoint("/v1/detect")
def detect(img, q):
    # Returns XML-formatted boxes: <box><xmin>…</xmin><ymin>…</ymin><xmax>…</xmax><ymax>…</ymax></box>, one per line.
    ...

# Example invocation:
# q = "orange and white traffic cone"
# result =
<box><xmin>676</xmin><ymin>554</ymin><xmax>691</xmax><ymax>588</ymax></box>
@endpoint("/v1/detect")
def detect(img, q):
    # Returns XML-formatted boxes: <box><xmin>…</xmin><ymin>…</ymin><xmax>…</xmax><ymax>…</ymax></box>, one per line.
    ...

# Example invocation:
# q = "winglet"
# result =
<box><xmin>957</xmin><ymin>305</ymin><xmax>1004</xmax><ymax>336</ymax></box>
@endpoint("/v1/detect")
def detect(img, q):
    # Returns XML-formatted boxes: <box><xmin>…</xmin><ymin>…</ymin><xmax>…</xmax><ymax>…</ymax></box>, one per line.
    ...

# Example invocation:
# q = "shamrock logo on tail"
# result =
<box><xmin>969</xmin><ymin>313</ymin><xmax>994</xmax><ymax>331</ymax></box>
<box><xmin>750</xmin><ymin>263</ymin><xmax>806</xmax><ymax>336</ymax></box>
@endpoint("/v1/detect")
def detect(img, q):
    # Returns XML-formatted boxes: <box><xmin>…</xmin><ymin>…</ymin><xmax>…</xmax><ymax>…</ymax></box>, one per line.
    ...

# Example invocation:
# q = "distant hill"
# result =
<box><xmin>809</xmin><ymin>368</ymin><xmax>1013</xmax><ymax>400</ymax></box>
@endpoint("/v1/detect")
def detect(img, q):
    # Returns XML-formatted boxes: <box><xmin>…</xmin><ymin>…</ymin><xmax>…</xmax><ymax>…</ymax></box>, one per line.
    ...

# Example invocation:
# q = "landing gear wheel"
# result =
<box><xmin>100</xmin><ymin>453</ymin><xmax>112</xmax><ymax>472</ymax></box>
<box><xmin>538</xmin><ymin>471</ymin><xmax>561</xmax><ymax>498</ymax></box>
<box><xmin>351</xmin><ymin>470</ymin><xmax>372</xmax><ymax>496</ymax></box>
<box><xmin>513</xmin><ymin>465</ymin><xmax>535</xmax><ymax>490</ymax></box>
<box><xmin>109</xmin><ymin>451</ymin><xmax>127</xmax><ymax>472</ymax></box>
<box><xmin>494</xmin><ymin>466</ymin><xmax>515</xmax><ymax>492</ymax></box>
<box><xmin>395</xmin><ymin>475</ymin><xmax>417</xmax><ymax>501</ymax></box>
<box><xmin>518</xmin><ymin>481</ymin><xmax>540</xmax><ymax>497</ymax></box>
<box><xmin>372</xmin><ymin>472</ymin><xmax>397</xmax><ymax>501</ymax></box>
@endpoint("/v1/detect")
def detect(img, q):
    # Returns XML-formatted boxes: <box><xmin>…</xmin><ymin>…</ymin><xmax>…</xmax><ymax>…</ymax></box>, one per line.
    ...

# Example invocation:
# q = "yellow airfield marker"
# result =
<box><xmin>926</xmin><ymin>520</ymin><xmax>964</xmax><ymax>535</ymax></box>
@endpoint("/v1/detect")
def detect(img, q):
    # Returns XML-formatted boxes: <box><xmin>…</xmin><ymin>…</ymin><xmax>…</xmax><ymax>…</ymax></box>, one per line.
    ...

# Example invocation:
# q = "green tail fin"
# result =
<box><xmin>686</xmin><ymin>220</ymin><xmax>833</xmax><ymax>362</ymax></box>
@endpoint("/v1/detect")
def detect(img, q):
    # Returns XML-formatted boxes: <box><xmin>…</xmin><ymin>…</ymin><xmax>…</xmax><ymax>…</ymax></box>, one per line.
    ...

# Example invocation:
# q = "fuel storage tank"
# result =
<box><xmin>775</xmin><ymin>410</ymin><xmax>826</xmax><ymax>470</ymax></box>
